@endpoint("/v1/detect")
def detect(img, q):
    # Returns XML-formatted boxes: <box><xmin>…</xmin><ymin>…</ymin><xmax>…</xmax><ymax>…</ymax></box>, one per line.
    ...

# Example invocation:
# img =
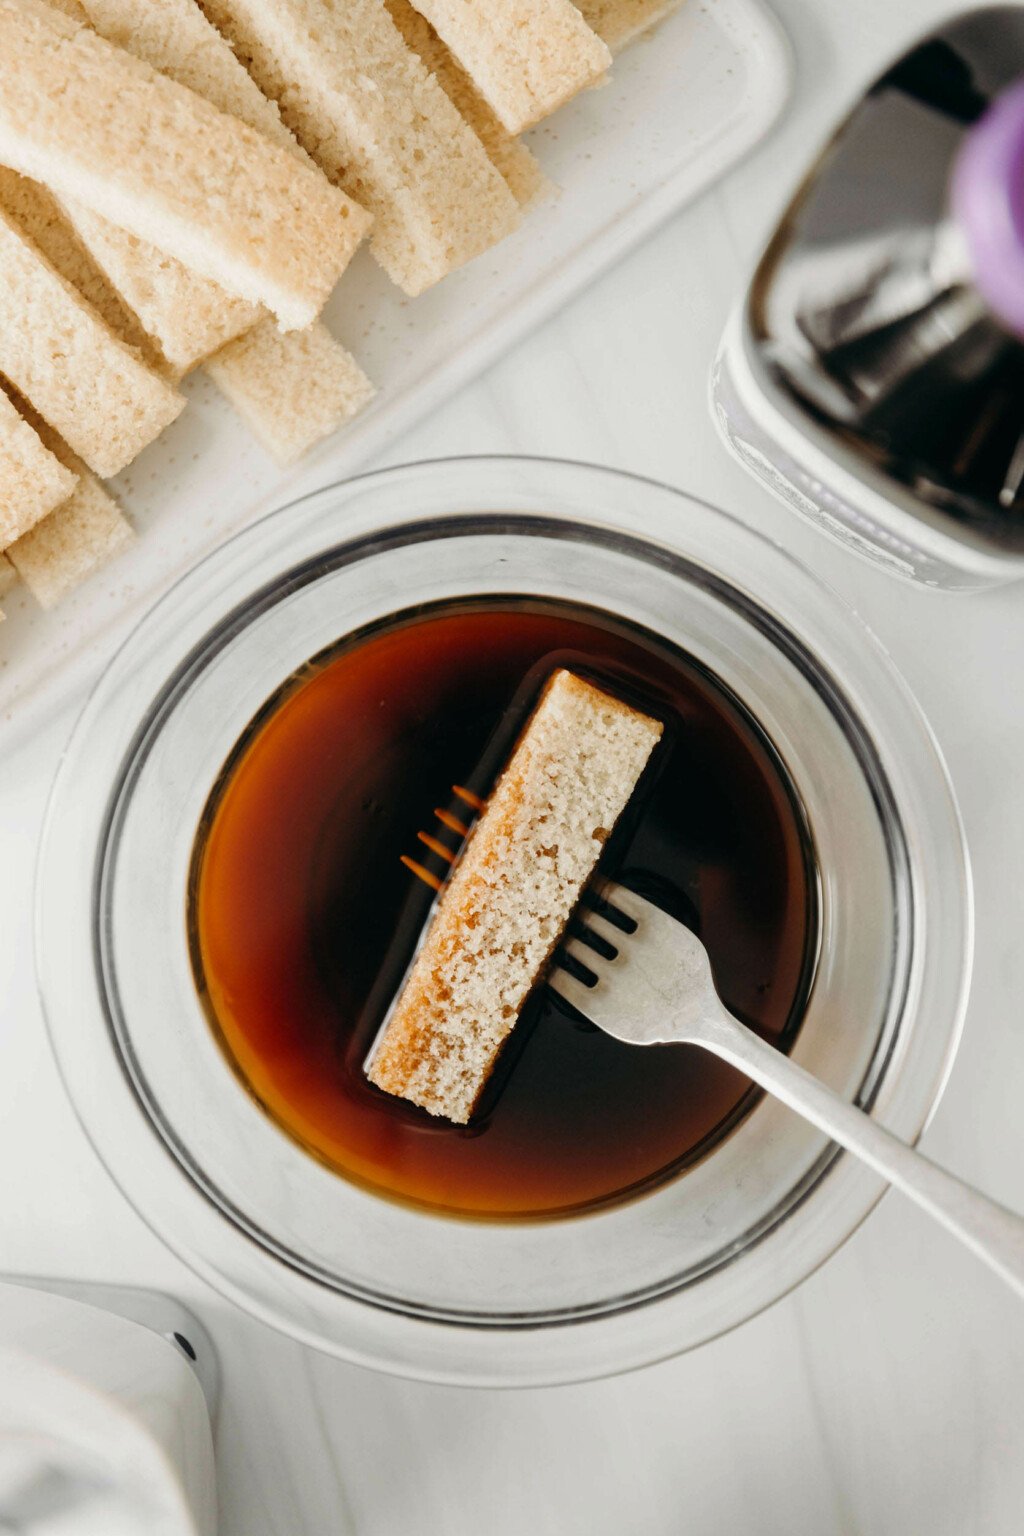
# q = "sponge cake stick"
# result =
<box><xmin>0</xmin><ymin>204</ymin><xmax>185</xmax><ymax>477</ymax></box>
<box><xmin>7</xmin><ymin>475</ymin><xmax>131</xmax><ymax>607</ymax></box>
<box><xmin>367</xmin><ymin>670</ymin><xmax>662</xmax><ymax>1123</ymax></box>
<box><xmin>0</xmin><ymin>387</ymin><xmax>76</xmax><ymax>546</ymax></box>
<box><xmin>384</xmin><ymin>0</ymin><xmax>551</xmax><ymax>208</ymax></box>
<box><xmin>7</xmin><ymin>461</ymin><xmax>132</xmax><ymax>608</ymax></box>
<box><xmin>199</xmin><ymin>0</ymin><xmax>521</xmax><ymax>296</ymax></box>
<box><xmin>49</xmin><ymin>0</ymin><xmax>332</xmax><ymax>376</ymax></box>
<box><xmin>205</xmin><ymin>318</ymin><xmax>375</xmax><ymax>465</ymax></box>
<box><xmin>82</xmin><ymin>0</ymin><xmax>310</xmax><ymax>158</ymax></box>
<box><xmin>0</xmin><ymin>169</ymin><xmax>163</xmax><ymax>370</ymax></box>
<box><xmin>405</xmin><ymin>0</ymin><xmax>611</xmax><ymax>134</ymax></box>
<box><xmin>75</xmin><ymin>0</ymin><xmax>376</xmax><ymax>449</ymax></box>
<box><xmin>0</xmin><ymin>0</ymin><xmax>369</xmax><ymax>330</ymax></box>
<box><xmin>3</xmin><ymin>394</ymin><xmax>132</xmax><ymax>605</ymax></box>
<box><xmin>60</xmin><ymin>201</ymin><xmax>261</xmax><ymax>378</ymax></box>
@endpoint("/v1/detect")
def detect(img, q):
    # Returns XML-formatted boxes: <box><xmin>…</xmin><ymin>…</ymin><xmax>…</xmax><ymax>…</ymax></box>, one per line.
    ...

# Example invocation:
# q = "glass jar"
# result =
<box><xmin>37</xmin><ymin>457</ymin><xmax>972</xmax><ymax>1385</ymax></box>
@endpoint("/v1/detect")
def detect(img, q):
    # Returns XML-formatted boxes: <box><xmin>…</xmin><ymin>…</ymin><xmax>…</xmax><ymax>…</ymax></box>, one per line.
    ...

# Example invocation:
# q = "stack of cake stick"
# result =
<box><xmin>0</xmin><ymin>0</ymin><xmax>678</xmax><ymax>619</ymax></box>
<box><xmin>0</xmin><ymin>0</ymin><xmax>370</xmax><ymax>612</ymax></box>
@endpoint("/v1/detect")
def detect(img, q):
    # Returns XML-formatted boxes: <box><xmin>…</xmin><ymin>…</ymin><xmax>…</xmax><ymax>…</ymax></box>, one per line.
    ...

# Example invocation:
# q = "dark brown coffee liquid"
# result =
<box><xmin>191</xmin><ymin>599</ymin><xmax>817</xmax><ymax>1217</ymax></box>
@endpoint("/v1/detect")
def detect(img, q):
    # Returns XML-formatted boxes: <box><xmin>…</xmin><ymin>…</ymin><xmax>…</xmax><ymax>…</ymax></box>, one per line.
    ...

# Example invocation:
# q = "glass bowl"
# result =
<box><xmin>37</xmin><ymin>457</ymin><xmax>972</xmax><ymax>1386</ymax></box>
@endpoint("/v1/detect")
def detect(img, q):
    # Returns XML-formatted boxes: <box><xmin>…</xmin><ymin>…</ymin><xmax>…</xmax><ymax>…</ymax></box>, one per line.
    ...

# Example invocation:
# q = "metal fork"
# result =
<box><xmin>551</xmin><ymin>880</ymin><xmax>1024</xmax><ymax>1298</ymax></box>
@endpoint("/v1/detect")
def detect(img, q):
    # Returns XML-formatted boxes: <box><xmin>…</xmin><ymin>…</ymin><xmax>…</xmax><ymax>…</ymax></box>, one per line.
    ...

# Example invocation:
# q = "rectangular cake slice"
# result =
<box><xmin>7</xmin><ymin>465</ymin><xmax>132</xmax><ymax>608</ymax></box>
<box><xmin>62</xmin><ymin>199</ymin><xmax>261</xmax><ymax>377</ymax></box>
<box><xmin>0</xmin><ymin>168</ymin><xmax>163</xmax><ymax>370</ymax></box>
<box><xmin>4</xmin><ymin>406</ymin><xmax>132</xmax><ymax>606</ymax></box>
<box><xmin>0</xmin><ymin>203</ymin><xmax>185</xmax><ymax>477</ymax></box>
<box><xmin>205</xmin><ymin>317</ymin><xmax>375</xmax><ymax>464</ymax></box>
<box><xmin>199</xmin><ymin>0</ymin><xmax>522</xmax><ymax>295</ymax></box>
<box><xmin>76</xmin><ymin>0</ymin><xmax>375</xmax><ymax>431</ymax></box>
<box><xmin>367</xmin><ymin>669</ymin><xmax>662</xmax><ymax>1123</ymax></box>
<box><xmin>0</xmin><ymin>386</ymin><xmax>76</xmax><ymax>546</ymax></box>
<box><xmin>0</xmin><ymin>0</ymin><xmax>366</xmax><ymax>329</ymax></box>
<box><xmin>406</xmin><ymin>0</ymin><xmax>612</xmax><ymax>134</ymax></box>
<box><xmin>384</xmin><ymin>0</ymin><xmax>551</xmax><ymax>208</ymax></box>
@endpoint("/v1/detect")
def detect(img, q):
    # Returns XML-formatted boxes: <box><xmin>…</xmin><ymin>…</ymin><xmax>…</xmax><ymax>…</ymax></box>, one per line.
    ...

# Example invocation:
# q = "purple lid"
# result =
<box><xmin>952</xmin><ymin>77</ymin><xmax>1024</xmax><ymax>339</ymax></box>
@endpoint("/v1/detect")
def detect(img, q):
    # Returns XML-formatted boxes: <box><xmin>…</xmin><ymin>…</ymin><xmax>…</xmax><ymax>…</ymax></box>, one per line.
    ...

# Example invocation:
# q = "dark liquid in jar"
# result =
<box><xmin>190</xmin><ymin>599</ymin><xmax>818</xmax><ymax>1217</ymax></box>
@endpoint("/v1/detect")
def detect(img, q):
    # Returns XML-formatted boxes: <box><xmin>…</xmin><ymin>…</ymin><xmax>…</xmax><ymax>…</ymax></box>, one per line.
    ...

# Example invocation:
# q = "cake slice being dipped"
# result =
<box><xmin>367</xmin><ymin>668</ymin><xmax>663</xmax><ymax>1123</ymax></box>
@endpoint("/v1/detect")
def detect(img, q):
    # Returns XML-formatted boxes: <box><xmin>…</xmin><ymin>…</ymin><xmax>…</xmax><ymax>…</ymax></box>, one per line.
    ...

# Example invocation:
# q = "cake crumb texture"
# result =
<box><xmin>0</xmin><ymin>386</ymin><xmax>76</xmax><ymax>546</ymax></box>
<box><xmin>4</xmin><ymin>402</ymin><xmax>132</xmax><ymax>606</ymax></box>
<box><xmin>74</xmin><ymin>0</ymin><xmax>370</xmax><ymax>382</ymax></box>
<box><xmin>7</xmin><ymin>463</ymin><xmax>132</xmax><ymax>607</ymax></box>
<box><xmin>63</xmin><ymin>197</ymin><xmax>261</xmax><ymax>377</ymax></box>
<box><xmin>206</xmin><ymin>317</ymin><xmax>376</xmax><ymax>464</ymax></box>
<box><xmin>0</xmin><ymin>203</ymin><xmax>185</xmax><ymax>477</ymax></box>
<box><xmin>0</xmin><ymin>167</ymin><xmax>163</xmax><ymax>368</ymax></box>
<box><xmin>384</xmin><ymin>0</ymin><xmax>551</xmax><ymax>207</ymax></box>
<box><xmin>406</xmin><ymin>0</ymin><xmax>612</xmax><ymax>134</ymax></box>
<box><xmin>199</xmin><ymin>0</ymin><xmax>522</xmax><ymax>295</ymax></box>
<box><xmin>0</xmin><ymin>0</ymin><xmax>367</xmax><ymax>329</ymax></box>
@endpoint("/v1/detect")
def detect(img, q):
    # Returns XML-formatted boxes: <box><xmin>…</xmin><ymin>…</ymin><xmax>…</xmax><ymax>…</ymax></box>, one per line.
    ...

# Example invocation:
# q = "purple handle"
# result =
<box><xmin>952</xmin><ymin>77</ymin><xmax>1024</xmax><ymax>339</ymax></box>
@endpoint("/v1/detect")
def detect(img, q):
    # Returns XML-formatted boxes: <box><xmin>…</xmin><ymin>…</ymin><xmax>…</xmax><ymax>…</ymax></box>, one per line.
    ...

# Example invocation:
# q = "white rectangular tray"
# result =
<box><xmin>0</xmin><ymin>0</ymin><xmax>789</xmax><ymax>741</ymax></box>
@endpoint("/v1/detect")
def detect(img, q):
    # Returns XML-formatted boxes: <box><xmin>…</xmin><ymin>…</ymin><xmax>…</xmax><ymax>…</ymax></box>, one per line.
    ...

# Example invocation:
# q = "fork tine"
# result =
<box><xmin>548</xmin><ymin>967</ymin><xmax>596</xmax><ymax>1014</ymax></box>
<box><xmin>594</xmin><ymin>878</ymin><xmax>645</xmax><ymax>926</ymax></box>
<box><xmin>561</xmin><ymin>936</ymin><xmax>605</xmax><ymax>975</ymax></box>
<box><xmin>576</xmin><ymin>908</ymin><xmax>622</xmax><ymax>951</ymax></box>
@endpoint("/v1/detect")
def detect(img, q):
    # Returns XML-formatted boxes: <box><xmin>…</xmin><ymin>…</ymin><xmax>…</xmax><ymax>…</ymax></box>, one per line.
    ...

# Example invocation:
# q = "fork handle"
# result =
<box><xmin>696</xmin><ymin>1009</ymin><xmax>1024</xmax><ymax>1298</ymax></box>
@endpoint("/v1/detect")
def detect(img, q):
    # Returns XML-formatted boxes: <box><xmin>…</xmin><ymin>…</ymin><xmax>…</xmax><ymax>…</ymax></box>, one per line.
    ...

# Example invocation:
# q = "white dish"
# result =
<box><xmin>0</xmin><ymin>0</ymin><xmax>790</xmax><ymax>740</ymax></box>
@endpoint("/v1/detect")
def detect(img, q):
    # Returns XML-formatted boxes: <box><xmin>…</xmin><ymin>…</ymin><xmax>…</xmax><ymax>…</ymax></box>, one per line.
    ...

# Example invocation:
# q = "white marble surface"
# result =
<box><xmin>3</xmin><ymin>1</ymin><xmax>1024</xmax><ymax>1531</ymax></box>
